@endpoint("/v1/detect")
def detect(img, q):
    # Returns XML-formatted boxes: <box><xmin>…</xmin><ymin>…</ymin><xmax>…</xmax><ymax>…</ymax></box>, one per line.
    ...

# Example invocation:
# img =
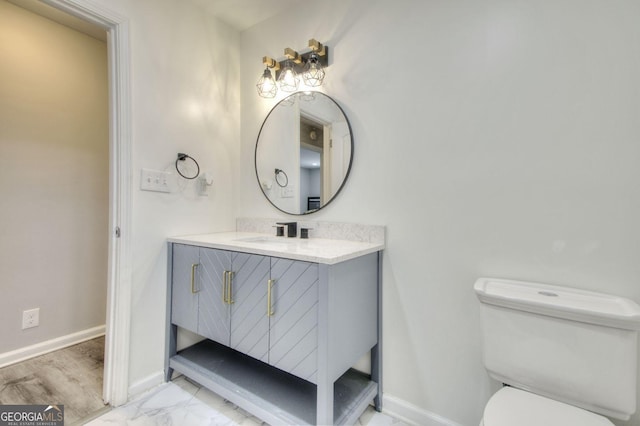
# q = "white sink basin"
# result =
<box><xmin>234</xmin><ymin>236</ymin><xmax>294</xmax><ymax>244</ymax></box>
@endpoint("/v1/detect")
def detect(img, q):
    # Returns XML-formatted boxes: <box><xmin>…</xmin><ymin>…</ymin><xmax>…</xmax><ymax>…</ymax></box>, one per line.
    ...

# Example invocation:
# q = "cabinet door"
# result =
<box><xmin>171</xmin><ymin>244</ymin><xmax>200</xmax><ymax>333</ymax></box>
<box><xmin>198</xmin><ymin>248</ymin><xmax>232</xmax><ymax>345</ymax></box>
<box><xmin>229</xmin><ymin>252</ymin><xmax>271</xmax><ymax>362</ymax></box>
<box><xmin>268</xmin><ymin>258</ymin><xmax>319</xmax><ymax>383</ymax></box>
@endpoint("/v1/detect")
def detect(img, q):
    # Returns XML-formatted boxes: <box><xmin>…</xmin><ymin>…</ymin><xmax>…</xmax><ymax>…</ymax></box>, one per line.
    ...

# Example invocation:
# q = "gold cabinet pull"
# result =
<box><xmin>222</xmin><ymin>271</ymin><xmax>228</xmax><ymax>303</ymax></box>
<box><xmin>222</xmin><ymin>271</ymin><xmax>235</xmax><ymax>304</ymax></box>
<box><xmin>267</xmin><ymin>279</ymin><xmax>275</xmax><ymax>317</ymax></box>
<box><xmin>190</xmin><ymin>263</ymin><xmax>199</xmax><ymax>293</ymax></box>
<box><xmin>227</xmin><ymin>271</ymin><xmax>235</xmax><ymax>304</ymax></box>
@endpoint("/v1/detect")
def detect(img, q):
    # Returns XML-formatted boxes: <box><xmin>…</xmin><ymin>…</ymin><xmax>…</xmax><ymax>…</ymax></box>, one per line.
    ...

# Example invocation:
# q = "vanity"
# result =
<box><xmin>164</xmin><ymin>223</ymin><xmax>384</xmax><ymax>425</ymax></box>
<box><xmin>163</xmin><ymin>91</ymin><xmax>379</xmax><ymax>424</ymax></box>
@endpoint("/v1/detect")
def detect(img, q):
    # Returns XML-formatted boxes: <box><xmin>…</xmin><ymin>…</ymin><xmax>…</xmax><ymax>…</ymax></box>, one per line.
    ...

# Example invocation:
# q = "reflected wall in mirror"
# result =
<box><xmin>255</xmin><ymin>92</ymin><xmax>353</xmax><ymax>215</ymax></box>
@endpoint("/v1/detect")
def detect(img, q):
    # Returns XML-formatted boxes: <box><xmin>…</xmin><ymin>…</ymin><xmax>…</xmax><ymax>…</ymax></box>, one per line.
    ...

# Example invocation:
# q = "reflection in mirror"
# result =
<box><xmin>255</xmin><ymin>92</ymin><xmax>353</xmax><ymax>215</ymax></box>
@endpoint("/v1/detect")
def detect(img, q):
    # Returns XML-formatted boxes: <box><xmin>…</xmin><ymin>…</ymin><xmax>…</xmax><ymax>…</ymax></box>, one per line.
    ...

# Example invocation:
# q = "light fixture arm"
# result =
<box><xmin>270</xmin><ymin>44</ymin><xmax>328</xmax><ymax>81</ymax></box>
<box><xmin>257</xmin><ymin>38</ymin><xmax>329</xmax><ymax>97</ymax></box>
<box><xmin>308</xmin><ymin>38</ymin><xmax>326</xmax><ymax>56</ymax></box>
<box><xmin>284</xmin><ymin>48</ymin><xmax>302</xmax><ymax>64</ymax></box>
<box><xmin>262</xmin><ymin>56</ymin><xmax>280</xmax><ymax>71</ymax></box>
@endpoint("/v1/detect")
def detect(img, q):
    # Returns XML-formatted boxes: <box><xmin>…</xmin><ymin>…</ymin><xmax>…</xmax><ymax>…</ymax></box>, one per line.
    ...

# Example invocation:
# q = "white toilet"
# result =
<box><xmin>475</xmin><ymin>277</ymin><xmax>640</xmax><ymax>426</ymax></box>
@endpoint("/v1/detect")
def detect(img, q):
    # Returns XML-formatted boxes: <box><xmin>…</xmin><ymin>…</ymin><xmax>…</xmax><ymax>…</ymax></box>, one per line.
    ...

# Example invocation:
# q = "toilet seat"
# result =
<box><xmin>482</xmin><ymin>387</ymin><xmax>614</xmax><ymax>426</ymax></box>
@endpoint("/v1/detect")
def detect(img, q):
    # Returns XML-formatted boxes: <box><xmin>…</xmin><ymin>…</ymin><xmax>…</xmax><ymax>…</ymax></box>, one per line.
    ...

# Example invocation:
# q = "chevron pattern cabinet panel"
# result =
<box><xmin>269</xmin><ymin>258</ymin><xmax>319</xmax><ymax>383</ymax></box>
<box><xmin>198</xmin><ymin>248</ymin><xmax>232</xmax><ymax>345</ymax></box>
<box><xmin>229</xmin><ymin>252</ymin><xmax>271</xmax><ymax>362</ymax></box>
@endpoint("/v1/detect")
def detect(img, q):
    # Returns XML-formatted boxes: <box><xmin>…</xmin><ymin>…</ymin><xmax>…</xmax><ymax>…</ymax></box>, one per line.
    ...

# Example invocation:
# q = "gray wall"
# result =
<box><xmin>0</xmin><ymin>1</ymin><xmax>108</xmax><ymax>353</ymax></box>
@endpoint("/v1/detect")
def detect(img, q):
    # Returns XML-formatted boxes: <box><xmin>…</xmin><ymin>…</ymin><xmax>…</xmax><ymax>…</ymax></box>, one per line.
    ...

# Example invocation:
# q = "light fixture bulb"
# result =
<box><xmin>278</xmin><ymin>60</ymin><xmax>299</xmax><ymax>92</ymax></box>
<box><xmin>256</xmin><ymin>68</ymin><xmax>277</xmax><ymax>98</ymax></box>
<box><xmin>302</xmin><ymin>52</ymin><xmax>325</xmax><ymax>87</ymax></box>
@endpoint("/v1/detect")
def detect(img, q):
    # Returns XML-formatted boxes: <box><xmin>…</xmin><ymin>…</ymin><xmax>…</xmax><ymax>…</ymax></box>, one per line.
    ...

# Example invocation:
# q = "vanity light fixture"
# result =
<box><xmin>302</xmin><ymin>40</ymin><xmax>325</xmax><ymax>87</ymax></box>
<box><xmin>256</xmin><ymin>57</ymin><xmax>279</xmax><ymax>98</ymax></box>
<box><xmin>278</xmin><ymin>59</ymin><xmax>300</xmax><ymax>92</ymax></box>
<box><xmin>257</xmin><ymin>39</ymin><xmax>329</xmax><ymax>98</ymax></box>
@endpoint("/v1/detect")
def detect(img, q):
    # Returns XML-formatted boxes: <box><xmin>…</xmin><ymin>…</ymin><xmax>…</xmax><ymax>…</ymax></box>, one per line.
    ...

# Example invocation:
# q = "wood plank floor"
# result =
<box><xmin>0</xmin><ymin>337</ymin><xmax>107</xmax><ymax>425</ymax></box>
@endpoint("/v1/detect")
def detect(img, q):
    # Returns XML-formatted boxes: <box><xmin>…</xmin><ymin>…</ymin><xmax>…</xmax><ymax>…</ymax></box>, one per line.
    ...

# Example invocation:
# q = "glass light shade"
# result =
<box><xmin>256</xmin><ymin>68</ymin><xmax>277</xmax><ymax>98</ymax></box>
<box><xmin>278</xmin><ymin>61</ymin><xmax>299</xmax><ymax>92</ymax></box>
<box><xmin>302</xmin><ymin>52</ymin><xmax>325</xmax><ymax>87</ymax></box>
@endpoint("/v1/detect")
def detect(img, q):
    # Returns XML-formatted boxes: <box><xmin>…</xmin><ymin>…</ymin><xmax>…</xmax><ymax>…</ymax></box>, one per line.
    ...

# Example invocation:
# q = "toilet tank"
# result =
<box><xmin>475</xmin><ymin>278</ymin><xmax>640</xmax><ymax>420</ymax></box>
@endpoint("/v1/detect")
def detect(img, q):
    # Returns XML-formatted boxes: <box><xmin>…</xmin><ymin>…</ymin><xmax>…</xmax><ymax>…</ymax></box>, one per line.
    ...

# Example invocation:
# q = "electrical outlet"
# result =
<box><xmin>22</xmin><ymin>308</ymin><xmax>39</xmax><ymax>329</ymax></box>
<box><xmin>140</xmin><ymin>169</ymin><xmax>172</xmax><ymax>193</ymax></box>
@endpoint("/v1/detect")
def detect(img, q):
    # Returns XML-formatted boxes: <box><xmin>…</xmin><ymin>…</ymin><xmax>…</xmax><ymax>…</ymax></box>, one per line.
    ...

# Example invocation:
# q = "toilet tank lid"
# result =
<box><xmin>474</xmin><ymin>278</ymin><xmax>640</xmax><ymax>330</ymax></box>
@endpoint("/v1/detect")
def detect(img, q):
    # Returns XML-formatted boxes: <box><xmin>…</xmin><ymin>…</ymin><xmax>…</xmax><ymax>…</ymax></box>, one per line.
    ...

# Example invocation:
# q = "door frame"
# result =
<box><xmin>41</xmin><ymin>0</ymin><xmax>132</xmax><ymax>406</ymax></box>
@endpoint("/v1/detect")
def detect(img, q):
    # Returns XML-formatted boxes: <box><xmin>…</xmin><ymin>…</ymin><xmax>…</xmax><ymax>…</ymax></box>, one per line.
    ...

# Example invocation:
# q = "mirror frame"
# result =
<box><xmin>254</xmin><ymin>92</ymin><xmax>354</xmax><ymax>216</ymax></box>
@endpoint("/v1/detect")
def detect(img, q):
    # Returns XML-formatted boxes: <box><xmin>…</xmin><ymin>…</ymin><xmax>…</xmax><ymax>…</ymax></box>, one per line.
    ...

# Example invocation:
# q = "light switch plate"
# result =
<box><xmin>140</xmin><ymin>169</ymin><xmax>171</xmax><ymax>193</ymax></box>
<box><xmin>281</xmin><ymin>187</ymin><xmax>295</xmax><ymax>198</ymax></box>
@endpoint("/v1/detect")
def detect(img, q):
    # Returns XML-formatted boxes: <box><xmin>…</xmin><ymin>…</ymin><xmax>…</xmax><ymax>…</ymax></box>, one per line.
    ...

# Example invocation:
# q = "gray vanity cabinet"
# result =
<box><xmin>173</xmin><ymin>246</ymin><xmax>273</xmax><ymax>356</ymax></box>
<box><xmin>166</xmin><ymin>241</ymin><xmax>381</xmax><ymax>426</ymax></box>
<box><xmin>171</xmin><ymin>245</ymin><xmax>232</xmax><ymax>344</ymax></box>
<box><xmin>171</xmin><ymin>245</ymin><xmax>319</xmax><ymax>379</ymax></box>
<box><xmin>231</xmin><ymin>256</ymin><xmax>320</xmax><ymax>382</ymax></box>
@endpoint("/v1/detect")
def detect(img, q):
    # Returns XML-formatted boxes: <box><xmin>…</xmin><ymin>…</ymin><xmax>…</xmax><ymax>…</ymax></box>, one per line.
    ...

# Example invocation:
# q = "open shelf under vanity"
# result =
<box><xmin>170</xmin><ymin>339</ymin><xmax>378</xmax><ymax>425</ymax></box>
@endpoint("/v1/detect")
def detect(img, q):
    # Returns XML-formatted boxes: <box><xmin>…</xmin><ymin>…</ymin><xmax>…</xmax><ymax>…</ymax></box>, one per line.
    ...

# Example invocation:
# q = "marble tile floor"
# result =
<box><xmin>86</xmin><ymin>375</ymin><xmax>410</xmax><ymax>426</ymax></box>
<box><xmin>0</xmin><ymin>336</ymin><xmax>107</xmax><ymax>425</ymax></box>
<box><xmin>0</xmin><ymin>337</ymin><xmax>408</xmax><ymax>426</ymax></box>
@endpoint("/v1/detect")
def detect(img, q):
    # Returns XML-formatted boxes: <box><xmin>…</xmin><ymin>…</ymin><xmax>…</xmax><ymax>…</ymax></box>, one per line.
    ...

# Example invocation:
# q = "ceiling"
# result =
<box><xmin>9</xmin><ymin>0</ymin><xmax>107</xmax><ymax>41</ymax></box>
<box><xmin>11</xmin><ymin>0</ymin><xmax>299</xmax><ymax>40</ymax></box>
<box><xmin>188</xmin><ymin>0</ymin><xmax>301</xmax><ymax>31</ymax></box>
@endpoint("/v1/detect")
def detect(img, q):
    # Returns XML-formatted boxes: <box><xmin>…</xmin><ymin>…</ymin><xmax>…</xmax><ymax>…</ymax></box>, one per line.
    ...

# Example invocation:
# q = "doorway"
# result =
<box><xmin>0</xmin><ymin>0</ymin><xmax>131</xmax><ymax>408</ymax></box>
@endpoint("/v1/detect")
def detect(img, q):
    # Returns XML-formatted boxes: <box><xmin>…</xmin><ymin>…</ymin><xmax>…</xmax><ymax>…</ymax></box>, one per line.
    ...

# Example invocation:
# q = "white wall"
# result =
<box><xmin>0</xmin><ymin>1</ymin><xmax>108</xmax><ymax>352</ymax></box>
<box><xmin>79</xmin><ymin>0</ymin><xmax>240</xmax><ymax>388</ymax></box>
<box><xmin>239</xmin><ymin>1</ymin><xmax>640</xmax><ymax>425</ymax></box>
<box><xmin>256</xmin><ymin>100</ymin><xmax>299</xmax><ymax>212</ymax></box>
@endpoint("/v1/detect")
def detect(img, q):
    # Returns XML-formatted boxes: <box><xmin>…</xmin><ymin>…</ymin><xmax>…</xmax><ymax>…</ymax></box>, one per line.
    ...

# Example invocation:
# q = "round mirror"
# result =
<box><xmin>255</xmin><ymin>92</ymin><xmax>353</xmax><ymax>215</ymax></box>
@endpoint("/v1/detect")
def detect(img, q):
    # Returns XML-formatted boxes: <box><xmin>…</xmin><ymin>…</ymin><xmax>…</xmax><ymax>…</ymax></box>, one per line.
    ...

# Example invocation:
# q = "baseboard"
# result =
<box><xmin>128</xmin><ymin>370</ymin><xmax>164</xmax><ymax>399</ymax></box>
<box><xmin>382</xmin><ymin>393</ymin><xmax>464</xmax><ymax>426</ymax></box>
<box><xmin>0</xmin><ymin>325</ymin><xmax>105</xmax><ymax>369</ymax></box>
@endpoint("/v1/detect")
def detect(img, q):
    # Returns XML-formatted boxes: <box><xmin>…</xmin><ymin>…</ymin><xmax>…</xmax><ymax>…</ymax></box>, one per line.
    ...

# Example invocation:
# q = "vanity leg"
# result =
<box><xmin>165</xmin><ymin>243</ymin><xmax>176</xmax><ymax>382</ymax></box>
<box><xmin>164</xmin><ymin>323</ymin><xmax>177</xmax><ymax>382</ymax></box>
<box><xmin>371</xmin><ymin>343</ymin><xmax>382</xmax><ymax>412</ymax></box>
<box><xmin>317</xmin><ymin>264</ymin><xmax>333</xmax><ymax>425</ymax></box>
<box><xmin>316</xmin><ymin>379</ymin><xmax>334</xmax><ymax>426</ymax></box>
<box><xmin>372</xmin><ymin>251</ymin><xmax>383</xmax><ymax>411</ymax></box>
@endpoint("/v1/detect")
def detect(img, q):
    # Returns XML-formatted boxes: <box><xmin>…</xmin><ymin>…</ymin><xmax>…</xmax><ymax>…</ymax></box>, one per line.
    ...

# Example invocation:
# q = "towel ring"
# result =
<box><xmin>175</xmin><ymin>153</ymin><xmax>200</xmax><ymax>180</ymax></box>
<box><xmin>274</xmin><ymin>168</ymin><xmax>288</xmax><ymax>187</ymax></box>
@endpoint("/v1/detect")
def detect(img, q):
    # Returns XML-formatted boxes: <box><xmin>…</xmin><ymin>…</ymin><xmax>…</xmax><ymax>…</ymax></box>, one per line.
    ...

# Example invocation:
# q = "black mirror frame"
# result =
<box><xmin>254</xmin><ymin>92</ymin><xmax>354</xmax><ymax>216</ymax></box>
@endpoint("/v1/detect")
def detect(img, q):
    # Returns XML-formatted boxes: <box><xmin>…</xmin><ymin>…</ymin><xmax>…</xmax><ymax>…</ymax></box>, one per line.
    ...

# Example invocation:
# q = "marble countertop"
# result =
<box><xmin>168</xmin><ymin>232</ymin><xmax>384</xmax><ymax>265</ymax></box>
